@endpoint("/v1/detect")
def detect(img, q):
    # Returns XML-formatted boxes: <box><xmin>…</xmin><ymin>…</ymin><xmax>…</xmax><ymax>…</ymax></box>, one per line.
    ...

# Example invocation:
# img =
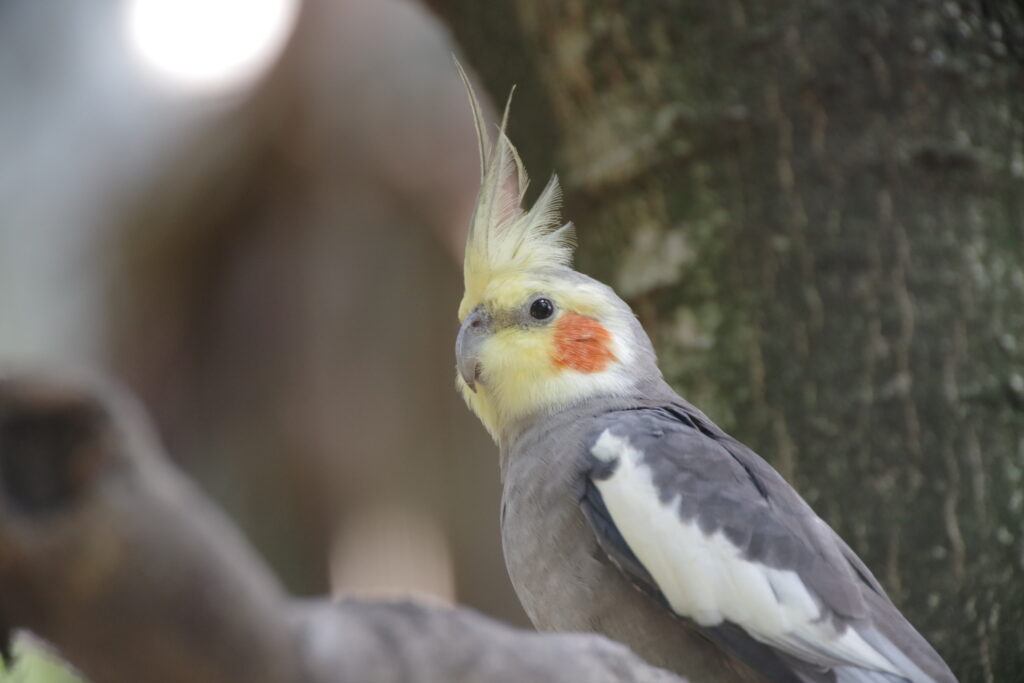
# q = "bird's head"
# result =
<box><xmin>454</xmin><ymin>66</ymin><xmax>660</xmax><ymax>442</ymax></box>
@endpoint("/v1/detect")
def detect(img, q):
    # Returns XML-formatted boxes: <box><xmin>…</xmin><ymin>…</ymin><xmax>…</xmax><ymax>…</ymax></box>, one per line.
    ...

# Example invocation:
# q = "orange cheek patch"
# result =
<box><xmin>552</xmin><ymin>313</ymin><xmax>616</xmax><ymax>373</ymax></box>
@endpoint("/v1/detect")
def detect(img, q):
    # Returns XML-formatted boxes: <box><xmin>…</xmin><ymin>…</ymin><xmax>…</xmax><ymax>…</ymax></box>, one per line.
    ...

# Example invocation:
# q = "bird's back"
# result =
<box><xmin>500</xmin><ymin>393</ymin><xmax>955</xmax><ymax>683</ymax></box>
<box><xmin>500</xmin><ymin>397</ymin><xmax>762</xmax><ymax>683</ymax></box>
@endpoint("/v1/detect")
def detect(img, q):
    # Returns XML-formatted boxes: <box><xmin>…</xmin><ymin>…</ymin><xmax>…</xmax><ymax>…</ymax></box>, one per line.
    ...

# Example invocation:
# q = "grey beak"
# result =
<box><xmin>456</xmin><ymin>307</ymin><xmax>491</xmax><ymax>393</ymax></box>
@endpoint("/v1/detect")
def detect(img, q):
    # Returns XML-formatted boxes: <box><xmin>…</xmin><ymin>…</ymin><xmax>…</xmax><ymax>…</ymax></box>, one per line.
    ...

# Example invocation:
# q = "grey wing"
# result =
<box><xmin>578</xmin><ymin>474</ymin><xmax>810</xmax><ymax>683</ymax></box>
<box><xmin>576</xmin><ymin>406</ymin><xmax>955</xmax><ymax>683</ymax></box>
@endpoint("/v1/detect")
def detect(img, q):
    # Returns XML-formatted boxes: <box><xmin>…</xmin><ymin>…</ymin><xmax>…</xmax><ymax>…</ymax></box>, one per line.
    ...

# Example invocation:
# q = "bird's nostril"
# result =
<box><xmin>471</xmin><ymin>318</ymin><xmax>482</xmax><ymax>329</ymax></box>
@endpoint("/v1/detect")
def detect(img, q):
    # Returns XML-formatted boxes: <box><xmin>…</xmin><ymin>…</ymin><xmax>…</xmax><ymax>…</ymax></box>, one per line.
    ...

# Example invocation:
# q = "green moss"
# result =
<box><xmin>0</xmin><ymin>642</ymin><xmax>84</xmax><ymax>683</ymax></box>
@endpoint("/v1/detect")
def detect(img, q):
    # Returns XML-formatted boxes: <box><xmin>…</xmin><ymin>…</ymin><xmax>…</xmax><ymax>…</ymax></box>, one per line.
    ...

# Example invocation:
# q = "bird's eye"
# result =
<box><xmin>530</xmin><ymin>298</ymin><xmax>555</xmax><ymax>320</ymax></box>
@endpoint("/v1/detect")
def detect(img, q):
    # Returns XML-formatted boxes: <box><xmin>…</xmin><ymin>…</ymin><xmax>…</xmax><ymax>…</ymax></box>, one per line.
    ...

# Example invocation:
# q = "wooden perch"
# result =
<box><xmin>0</xmin><ymin>372</ymin><xmax>683</xmax><ymax>683</ymax></box>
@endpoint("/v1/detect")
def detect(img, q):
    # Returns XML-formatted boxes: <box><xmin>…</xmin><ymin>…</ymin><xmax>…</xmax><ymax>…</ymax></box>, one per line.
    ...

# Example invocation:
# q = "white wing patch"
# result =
<box><xmin>590</xmin><ymin>429</ymin><xmax>902</xmax><ymax>676</ymax></box>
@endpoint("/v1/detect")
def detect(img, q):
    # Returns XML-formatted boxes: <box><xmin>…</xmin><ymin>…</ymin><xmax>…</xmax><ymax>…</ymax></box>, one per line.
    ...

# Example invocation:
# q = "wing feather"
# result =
<box><xmin>579</xmin><ymin>406</ymin><xmax>954</xmax><ymax>682</ymax></box>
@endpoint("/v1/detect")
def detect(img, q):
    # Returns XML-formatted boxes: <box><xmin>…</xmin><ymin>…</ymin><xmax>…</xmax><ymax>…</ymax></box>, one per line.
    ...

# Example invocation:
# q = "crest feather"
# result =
<box><xmin>455</xmin><ymin>60</ymin><xmax>575</xmax><ymax>312</ymax></box>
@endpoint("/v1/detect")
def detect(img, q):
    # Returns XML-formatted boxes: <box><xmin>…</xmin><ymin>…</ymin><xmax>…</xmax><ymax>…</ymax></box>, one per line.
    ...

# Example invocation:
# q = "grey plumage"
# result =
<box><xmin>500</xmin><ymin>394</ymin><xmax>761</xmax><ymax>682</ymax></box>
<box><xmin>499</xmin><ymin>382</ymin><xmax>956</xmax><ymax>682</ymax></box>
<box><xmin>499</xmin><ymin>392</ymin><xmax>956</xmax><ymax>682</ymax></box>
<box><xmin>451</xmin><ymin>71</ymin><xmax>955</xmax><ymax>682</ymax></box>
<box><xmin>487</xmin><ymin>272</ymin><xmax>956</xmax><ymax>683</ymax></box>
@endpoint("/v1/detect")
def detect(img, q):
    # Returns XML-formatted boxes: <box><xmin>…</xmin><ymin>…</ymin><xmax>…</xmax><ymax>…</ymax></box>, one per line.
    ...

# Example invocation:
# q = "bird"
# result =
<box><xmin>451</xmin><ymin>64</ymin><xmax>957</xmax><ymax>683</ymax></box>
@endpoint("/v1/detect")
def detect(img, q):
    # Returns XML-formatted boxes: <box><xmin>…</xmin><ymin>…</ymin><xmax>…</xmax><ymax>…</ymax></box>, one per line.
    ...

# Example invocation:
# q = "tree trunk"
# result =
<box><xmin>431</xmin><ymin>1</ymin><xmax>1024</xmax><ymax>680</ymax></box>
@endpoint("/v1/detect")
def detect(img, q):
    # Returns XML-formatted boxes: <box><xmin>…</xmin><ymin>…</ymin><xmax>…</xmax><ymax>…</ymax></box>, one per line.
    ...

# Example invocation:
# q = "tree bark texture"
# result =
<box><xmin>431</xmin><ymin>1</ymin><xmax>1024</xmax><ymax>680</ymax></box>
<box><xmin>0</xmin><ymin>372</ymin><xmax>682</xmax><ymax>683</ymax></box>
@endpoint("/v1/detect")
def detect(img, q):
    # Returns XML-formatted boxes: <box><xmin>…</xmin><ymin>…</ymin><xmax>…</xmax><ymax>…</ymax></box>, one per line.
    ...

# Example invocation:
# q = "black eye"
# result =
<box><xmin>530</xmin><ymin>298</ymin><xmax>555</xmax><ymax>320</ymax></box>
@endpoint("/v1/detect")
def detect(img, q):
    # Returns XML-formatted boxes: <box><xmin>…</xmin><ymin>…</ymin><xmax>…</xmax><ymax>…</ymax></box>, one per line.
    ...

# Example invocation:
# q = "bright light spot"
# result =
<box><xmin>125</xmin><ymin>0</ymin><xmax>298</xmax><ymax>93</ymax></box>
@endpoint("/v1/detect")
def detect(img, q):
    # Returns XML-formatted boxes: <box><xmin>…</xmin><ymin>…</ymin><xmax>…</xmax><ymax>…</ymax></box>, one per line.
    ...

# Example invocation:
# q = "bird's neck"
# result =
<box><xmin>495</xmin><ymin>378</ymin><xmax>678</xmax><ymax>477</ymax></box>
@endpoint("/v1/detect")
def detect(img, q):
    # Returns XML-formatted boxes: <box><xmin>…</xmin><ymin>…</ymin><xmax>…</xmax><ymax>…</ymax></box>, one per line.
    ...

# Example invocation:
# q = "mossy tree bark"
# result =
<box><xmin>430</xmin><ymin>1</ymin><xmax>1024</xmax><ymax>680</ymax></box>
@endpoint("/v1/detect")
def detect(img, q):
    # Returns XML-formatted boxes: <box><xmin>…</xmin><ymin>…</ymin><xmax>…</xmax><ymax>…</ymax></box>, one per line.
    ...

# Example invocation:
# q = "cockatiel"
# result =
<box><xmin>452</xmin><ymin>66</ymin><xmax>956</xmax><ymax>683</ymax></box>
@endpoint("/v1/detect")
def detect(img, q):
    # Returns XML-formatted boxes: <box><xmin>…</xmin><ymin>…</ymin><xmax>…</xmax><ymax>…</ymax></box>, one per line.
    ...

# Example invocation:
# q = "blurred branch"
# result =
<box><xmin>0</xmin><ymin>372</ymin><xmax>682</xmax><ymax>683</ymax></box>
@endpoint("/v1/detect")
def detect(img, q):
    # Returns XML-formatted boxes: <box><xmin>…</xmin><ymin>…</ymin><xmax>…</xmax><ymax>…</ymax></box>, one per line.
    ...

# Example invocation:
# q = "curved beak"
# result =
<box><xmin>456</xmin><ymin>307</ymin><xmax>492</xmax><ymax>393</ymax></box>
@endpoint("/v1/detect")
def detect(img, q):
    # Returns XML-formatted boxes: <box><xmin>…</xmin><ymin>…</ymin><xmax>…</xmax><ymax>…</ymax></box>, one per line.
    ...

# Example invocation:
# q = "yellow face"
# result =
<box><xmin>452</xmin><ymin>69</ymin><xmax>636</xmax><ymax>442</ymax></box>
<box><xmin>455</xmin><ymin>272</ymin><xmax>634</xmax><ymax>442</ymax></box>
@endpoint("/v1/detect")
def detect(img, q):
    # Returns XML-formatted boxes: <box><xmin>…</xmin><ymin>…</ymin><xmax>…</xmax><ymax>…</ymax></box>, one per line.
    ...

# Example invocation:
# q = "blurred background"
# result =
<box><xmin>1</xmin><ymin>1</ymin><xmax>521</xmax><ymax>679</ymax></box>
<box><xmin>3</xmin><ymin>1</ymin><xmax>1022</xmax><ymax>681</ymax></box>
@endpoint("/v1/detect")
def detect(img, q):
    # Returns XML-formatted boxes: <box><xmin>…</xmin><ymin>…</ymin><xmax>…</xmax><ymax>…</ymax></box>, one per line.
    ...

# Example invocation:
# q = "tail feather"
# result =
<box><xmin>832</xmin><ymin>665</ymin><xmax>910</xmax><ymax>683</ymax></box>
<box><xmin>854</xmin><ymin>623</ymin><xmax>955</xmax><ymax>683</ymax></box>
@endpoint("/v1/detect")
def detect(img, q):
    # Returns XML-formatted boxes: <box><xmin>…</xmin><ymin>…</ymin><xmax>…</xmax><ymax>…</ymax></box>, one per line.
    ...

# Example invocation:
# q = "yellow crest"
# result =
<box><xmin>455</xmin><ymin>60</ymin><xmax>575</xmax><ymax>319</ymax></box>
